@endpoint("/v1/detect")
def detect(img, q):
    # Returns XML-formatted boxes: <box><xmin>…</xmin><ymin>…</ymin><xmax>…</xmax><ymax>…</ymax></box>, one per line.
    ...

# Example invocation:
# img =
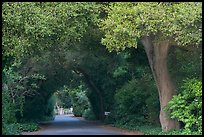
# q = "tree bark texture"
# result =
<box><xmin>141</xmin><ymin>36</ymin><xmax>180</xmax><ymax>131</ymax></box>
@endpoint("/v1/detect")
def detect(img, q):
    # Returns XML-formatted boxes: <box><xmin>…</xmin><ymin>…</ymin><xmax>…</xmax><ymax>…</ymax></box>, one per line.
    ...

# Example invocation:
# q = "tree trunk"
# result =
<box><xmin>141</xmin><ymin>36</ymin><xmax>180</xmax><ymax>131</ymax></box>
<box><xmin>85</xmin><ymin>78</ymin><xmax>105</xmax><ymax>121</ymax></box>
<box><xmin>75</xmin><ymin>67</ymin><xmax>105</xmax><ymax>121</ymax></box>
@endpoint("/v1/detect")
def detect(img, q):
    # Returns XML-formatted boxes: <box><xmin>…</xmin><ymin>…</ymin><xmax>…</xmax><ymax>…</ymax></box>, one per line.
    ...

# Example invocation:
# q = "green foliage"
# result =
<box><xmin>2</xmin><ymin>90</ymin><xmax>16</xmax><ymax>135</ymax></box>
<box><xmin>158</xmin><ymin>129</ymin><xmax>201</xmax><ymax>135</ymax></box>
<box><xmin>82</xmin><ymin>107</ymin><xmax>97</xmax><ymax>120</ymax></box>
<box><xmin>2</xmin><ymin>2</ymin><xmax>202</xmax><ymax>135</ymax></box>
<box><xmin>2</xmin><ymin>66</ymin><xmax>46</xmax><ymax>134</ymax></box>
<box><xmin>110</xmin><ymin>74</ymin><xmax>160</xmax><ymax>126</ymax></box>
<box><xmin>72</xmin><ymin>91</ymin><xmax>89</xmax><ymax>117</ymax></box>
<box><xmin>3</xmin><ymin>122</ymin><xmax>39</xmax><ymax>135</ymax></box>
<box><xmin>46</xmin><ymin>94</ymin><xmax>57</xmax><ymax>118</ymax></box>
<box><xmin>113</xmin><ymin>66</ymin><xmax>128</xmax><ymax>78</ymax></box>
<box><xmin>2</xmin><ymin>123</ymin><xmax>19</xmax><ymax>135</ymax></box>
<box><xmin>72</xmin><ymin>105</ymin><xmax>84</xmax><ymax>117</ymax></box>
<box><xmin>113</xmin><ymin>123</ymin><xmax>161</xmax><ymax>135</ymax></box>
<box><xmin>63</xmin><ymin>85</ymin><xmax>90</xmax><ymax>117</ymax></box>
<box><xmin>2</xmin><ymin>66</ymin><xmax>46</xmax><ymax>121</ymax></box>
<box><xmin>165</xmin><ymin>78</ymin><xmax>202</xmax><ymax>134</ymax></box>
<box><xmin>113</xmin><ymin>123</ymin><xmax>201</xmax><ymax>135</ymax></box>
<box><xmin>55</xmin><ymin>90</ymin><xmax>72</xmax><ymax>109</ymax></box>
<box><xmin>22</xmin><ymin>95</ymin><xmax>48</xmax><ymax>121</ymax></box>
<box><xmin>100</xmin><ymin>3</ymin><xmax>202</xmax><ymax>132</ymax></box>
<box><xmin>86</xmin><ymin>89</ymin><xmax>103</xmax><ymax>120</ymax></box>
<box><xmin>100</xmin><ymin>2</ymin><xmax>202</xmax><ymax>52</ymax></box>
<box><xmin>2</xmin><ymin>2</ymin><xmax>101</xmax><ymax>66</ymax></box>
<box><xmin>16</xmin><ymin>122</ymin><xmax>39</xmax><ymax>132</ymax></box>
<box><xmin>168</xmin><ymin>48</ymin><xmax>202</xmax><ymax>89</ymax></box>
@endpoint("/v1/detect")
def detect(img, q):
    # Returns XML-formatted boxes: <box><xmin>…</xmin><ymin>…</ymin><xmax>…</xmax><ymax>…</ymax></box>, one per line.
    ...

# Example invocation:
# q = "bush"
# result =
<box><xmin>46</xmin><ymin>94</ymin><xmax>57</xmax><ymax>117</ymax></box>
<box><xmin>111</xmin><ymin>75</ymin><xmax>160</xmax><ymax>126</ymax></box>
<box><xmin>3</xmin><ymin>123</ymin><xmax>19</xmax><ymax>135</ymax></box>
<box><xmin>16</xmin><ymin>122</ymin><xmax>39</xmax><ymax>132</ymax></box>
<box><xmin>104</xmin><ymin>112</ymin><xmax>115</xmax><ymax>124</ymax></box>
<box><xmin>2</xmin><ymin>84</ymin><xmax>17</xmax><ymax>135</ymax></box>
<box><xmin>72</xmin><ymin>104</ymin><xmax>84</xmax><ymax>117</ymax></box>
<box><xmin>2</xmin><ymin>67</ymin><xmax>47</xmax><ymax>135</ymax></box>
<box><xmin>2</xmin><ymin>122</ymin><xmax>39</xmax><ymax>135</ymax></box>
<box><xmin>166</xmin><ymin>78</ymin><xmax>202</xmax><ymax>134</ymax></box>
<box><xmin>82</xmin><ymin>107</ymin><xmax>97</xmax><ymax>120</ymax></box>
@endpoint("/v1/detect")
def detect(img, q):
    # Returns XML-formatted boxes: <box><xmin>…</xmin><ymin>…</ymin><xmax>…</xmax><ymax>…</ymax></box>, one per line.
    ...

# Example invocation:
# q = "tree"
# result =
<box><xmin>100</xmin><ymin>2</ymin><xmax>202</xmax><ymax>131</ymax></box>
<box><xmin>67</xmin><ymin>24</ymin><xmax>118</xmax><ymax>121</ymax></box>
<box><xmin>2</xmin><ymin>2</ymin><xmax>105</xmax><ymax>127</ymax></box>
<box><xmin>2</xmin><ymin>2</ymin><xmax>101</xmax><ymax>67</ymax></box>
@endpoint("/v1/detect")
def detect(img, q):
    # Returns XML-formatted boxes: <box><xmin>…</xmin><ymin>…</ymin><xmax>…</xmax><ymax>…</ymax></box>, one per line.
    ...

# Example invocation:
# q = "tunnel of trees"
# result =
<box><xmin>2</xmin><ymin>2</ymin><xmax>202</xmax><ymax>135</ymax></box>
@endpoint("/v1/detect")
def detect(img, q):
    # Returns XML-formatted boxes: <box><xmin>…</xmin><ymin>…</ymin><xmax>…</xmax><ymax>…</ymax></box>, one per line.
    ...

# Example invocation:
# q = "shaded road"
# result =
<box><xmin>22</xmin><ymin>114</ymin><xmax>126</xmax><ymax>135</ymax></box>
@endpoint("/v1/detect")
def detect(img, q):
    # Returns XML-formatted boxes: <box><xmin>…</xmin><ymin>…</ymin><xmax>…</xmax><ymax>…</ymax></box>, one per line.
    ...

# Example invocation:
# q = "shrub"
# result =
<box><xmin>112</xmin><ymin>75</ymin><xmax>160</xmax><ymax>126</ymax></box>
<box><xmin>46</xmin><ymin>94</ymin><xmax>57</xmax><ymax>117</ymax></box>
<box><xmin>16</xmin><ymin>122</ymin><xmax>39</xmax><ymax>132</ymax></box>
<box><xmin>82</xmin><ymin>107</ymin><xmax>97</xmax><ymax>120</ymax></box>
<box><xmin>2</xmin><ymin>122</ymin><xmax>39</xmax><ymax>135</ymax></box>
<box><xmin>2</xmin><ymin>84</ymin><xmax>17</xmax><ymax>135</ymax></box>
<box><xmin>104</xmin><ymin>112</ymin><xmax>115</xmax><ymax>124</ymax></box>
<box><xmin>3</xmin><ymin>123</ymin><xmax>19</xmax><ymax>135</ymax></box>
<box><xmin>166</xmin><ymin>78</ymin><xmax>202</xmax><ymax>134</ymax></box>
<box><xmin>72</xmin><ymin>104</ymin><xmax>84</xmax><ymax>117</ymax></box>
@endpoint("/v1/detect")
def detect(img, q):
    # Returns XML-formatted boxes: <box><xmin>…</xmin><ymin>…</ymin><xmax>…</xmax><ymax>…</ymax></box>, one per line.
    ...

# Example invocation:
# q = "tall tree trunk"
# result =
<box><xmin>75</xmin><ymin>67</ymin><xmax>105</xmax><ymax>121</ymax></box>
<box><xmin>141</xmin><ymin>36</ymin><xmax>180</xmax><ymax>131</ymax></box>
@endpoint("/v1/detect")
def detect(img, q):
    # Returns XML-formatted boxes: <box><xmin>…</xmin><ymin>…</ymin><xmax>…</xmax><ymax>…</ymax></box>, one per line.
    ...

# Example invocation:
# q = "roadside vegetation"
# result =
<box><xmin>2</xmin><ymin>2</ymin><xmax>202</xmax><ymax>135</ymax></box>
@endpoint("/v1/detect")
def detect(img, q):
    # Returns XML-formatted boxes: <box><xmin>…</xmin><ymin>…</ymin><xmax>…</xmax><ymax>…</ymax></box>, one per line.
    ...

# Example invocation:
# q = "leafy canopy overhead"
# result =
<box><xmin>100</xmin><ymin>2</ymin><xmax>202</xmax><ymax>52</ymax></box>
<box><xmin>2</xmin><ymin>2</ymin><xmax>100</xmax><ymax>65</ymax></box>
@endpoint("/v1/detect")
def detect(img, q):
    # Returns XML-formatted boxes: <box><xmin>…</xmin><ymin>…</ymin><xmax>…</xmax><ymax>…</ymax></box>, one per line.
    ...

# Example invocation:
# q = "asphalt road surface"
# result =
<box><xmin>21</xmin><ymin>114</ymin><xmax>126</xmax><ymax>135</ymax></box>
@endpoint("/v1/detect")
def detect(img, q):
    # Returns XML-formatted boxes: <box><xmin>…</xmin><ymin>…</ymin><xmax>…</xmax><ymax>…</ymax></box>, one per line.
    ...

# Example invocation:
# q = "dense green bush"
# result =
<box><xmin>72</xmin><ymin>104</ymin><xmax>84</xmax><ymax>117</ymax></box>
<box><xmin>2</xmin><ymin>123</ymin><xmax>19</xmax><ymax>135</ymax></box>
<box><xmin>16</xmin><ymin>123</ymin><xmax>39</xmax><ymax>132</ymax></box>
<box><xmin>46</xmin><ymin>94</ymin><xmax>57</xmax><ymax>118</ymax></box>
<box><xmin>2</xmin><ymin>90</ymin><xmax>17</xmax><ymax>135</ymax></box>
<box><xmin>166</xmin><ymin>78</ymin><xmax>202</xmax><ymax>134</ymax></box>
<box><xmin>3</xmin><ymin>122</ymin><xmax>39</xmax><ymax>135</ymax></box>
<box><xmin>2</xmin><ymin>67</ymin><xmax>46</xmax><ymax>135</ymax></box>
<box><xmin>2</xmin><ymin>68</ymin><xmax>21</xmax><ymax>135</ymax></box>
<box><xmin>2</xmin><ymin>87</ymin><xmax>17</xmax><ymax>123</ymax></box>
<box><xmin>110</xmin><ymin>74</ymin><xmax>160</xmax><ymax>126</ymax></box>
<box><xmin>82</xmin><ymin>107</ymin><xmax>97</xmax><ymax>120</ymax></box>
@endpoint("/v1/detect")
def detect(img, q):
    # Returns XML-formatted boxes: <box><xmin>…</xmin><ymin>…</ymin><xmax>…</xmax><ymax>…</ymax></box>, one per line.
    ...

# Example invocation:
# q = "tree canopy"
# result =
<box><xmin>2</xmin><ymin>2</ymin><xmax>101</xmax><ymax>66</ymax></box>
<box><xmin>100</xmin><ymin>2</ymin><xmax>202</xmax><ymax>52</ymax></box>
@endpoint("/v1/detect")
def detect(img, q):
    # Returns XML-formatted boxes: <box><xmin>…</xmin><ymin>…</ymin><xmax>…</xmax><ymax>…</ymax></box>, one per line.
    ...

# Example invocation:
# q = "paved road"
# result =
<box><xmin>22</xmin><ymin>114</ymin><xmax>124</xmax><ymax>135</ymax></box>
